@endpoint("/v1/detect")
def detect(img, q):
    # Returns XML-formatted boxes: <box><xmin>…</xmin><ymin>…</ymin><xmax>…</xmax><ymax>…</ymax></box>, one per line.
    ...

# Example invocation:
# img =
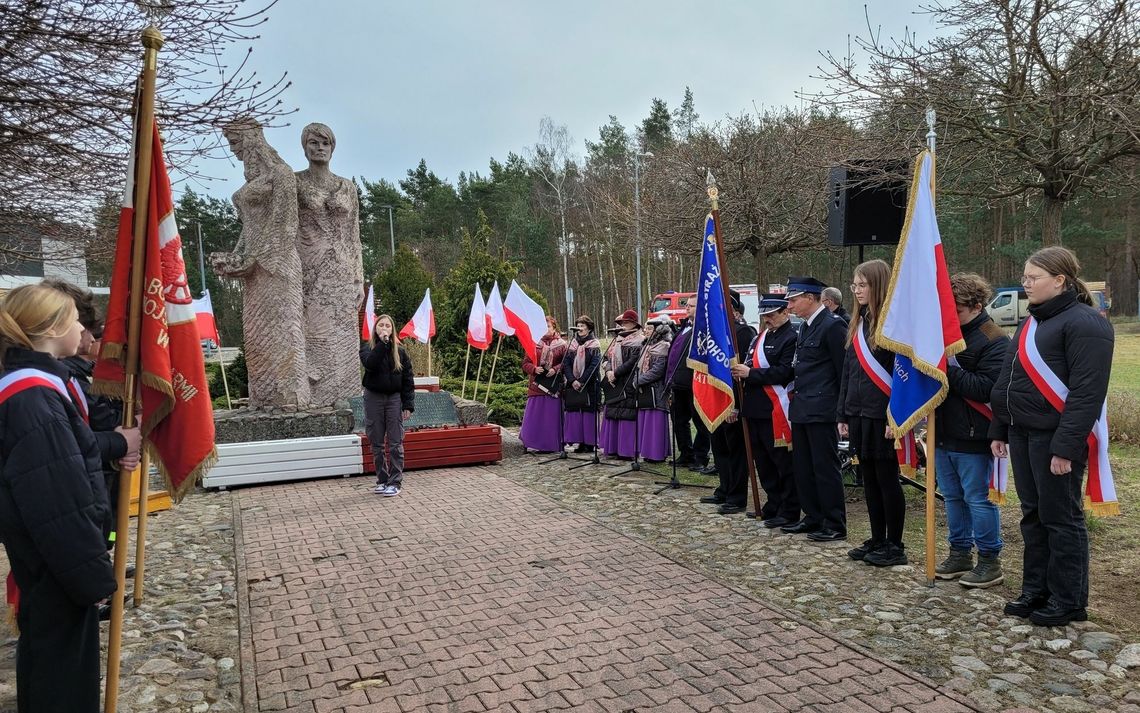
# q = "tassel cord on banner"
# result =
<box><xmin>106</xmin><ymin>25</ymin><xmax>165</xmax><ymax>713</ymax></box>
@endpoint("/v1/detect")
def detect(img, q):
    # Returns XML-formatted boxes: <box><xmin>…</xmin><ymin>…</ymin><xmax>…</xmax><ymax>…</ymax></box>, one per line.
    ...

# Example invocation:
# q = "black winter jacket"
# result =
<box><xmin>989</xmin><ymin>291</ymin><xmax>1114</xmax><ymax>462</ymax></box>
<box><xmin>935</xmin><ymin>311</ymin><xmax>1010</xmax><ymax>454</ymax></box>
<box><xmin>790</xmin><ymin>307</ymin><xmax>847</xmax><ymax>424</ymax></box>
<box><xmin>603</xmin><ymin>333</ymin><xmax>642</xmax><ymax>421</ymax></box>
<box><xmin>360</xmin><ymin>340</ymin><xmax>416</xmax><ymax>413</ymax></box>
<box><xmin>837</xmin><ymin>313</ymin><xmax>891</xmax><ymax>422</ymax></box>
<box><xmin>635</xmin><ymin>345</ymin><xmax>671</xmax><ymax>412</ymax></box>
<box><xmin>0</xmin><ymin>348</ymin><xmax>116</xmax><ymax>607</ymax></box>
<box><xmin>61</xmin><ymin>356</ymin><xmax>127</xmax><ymax>463</ymax></box>
<box><xmin>740</xmin><ymin>319</ymin><xmax>796</xmax><ymax>420</ymax></box>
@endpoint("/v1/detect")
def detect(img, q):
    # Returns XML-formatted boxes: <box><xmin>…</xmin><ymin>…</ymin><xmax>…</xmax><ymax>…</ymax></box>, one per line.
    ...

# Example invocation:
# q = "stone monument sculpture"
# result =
<box><xmin>210</xmin><ymin>120</ymin><xmax>311</xmax><ymax>410</ymax></box>
<box><xmin>294</xmin><ymin>122</ymin><xmax>365</xmax><ymax>407</ymax></box>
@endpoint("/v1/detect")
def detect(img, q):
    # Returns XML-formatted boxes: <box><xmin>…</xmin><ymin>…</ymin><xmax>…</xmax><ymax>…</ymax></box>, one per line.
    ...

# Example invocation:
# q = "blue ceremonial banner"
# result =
<box><xmin>686</xmin><ymin>214</ymin><xmax>736</xmax><ymax>431</ymax></box>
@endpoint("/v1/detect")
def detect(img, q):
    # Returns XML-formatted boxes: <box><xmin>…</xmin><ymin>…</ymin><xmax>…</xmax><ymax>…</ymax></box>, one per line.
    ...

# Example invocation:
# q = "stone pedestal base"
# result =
<box><xmin>214</xmin><ymin>406</ymin><xmax>355</xmax><ymax>445</ymax></box>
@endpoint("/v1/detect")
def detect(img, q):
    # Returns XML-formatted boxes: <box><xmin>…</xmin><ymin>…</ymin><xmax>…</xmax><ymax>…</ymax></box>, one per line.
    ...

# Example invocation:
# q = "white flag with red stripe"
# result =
<box><xmin>486</xmin><ymin>281</ymin><xmax>515</xmax><ymax>336</ymax></box>
<box><xmin>503</xmin><ymin>280</ymin><xmax>546</xmax><ymax>363</ymax></box>
<box><xmin>192</xmin><ymin>290</ymin><xmax>220</xmax><ymax>344</ymax></box>
<box><xmin>399</xmin><ymin>288</ymin><xmax>435</xmax><ymax>344</ymax></box>
<box><xmin>466</xmin><ymin>283</ymin><xmax>492</xmax><ymax>350</ymax></box>
<box><xmin>361</xmin><ymin>284</ymin><xmax>376</xmax><ymax>341</ymax></box>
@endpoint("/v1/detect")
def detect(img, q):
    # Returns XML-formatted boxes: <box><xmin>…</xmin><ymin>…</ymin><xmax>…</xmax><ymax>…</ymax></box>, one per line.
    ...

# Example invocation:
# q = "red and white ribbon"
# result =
<box><xmin>1017</xmin><ymin>317</ymin><xmax>1118</xmax><ymax>516</ymax></box>
<box><xmin>752</xmin><ymin>330</ymin><xmax>793</xmax><ymax>448</ymax></box>
<box><xmin>853</xmin><ymin>326</ymin><xmax>919</xmax><ymax>475</ymax></box>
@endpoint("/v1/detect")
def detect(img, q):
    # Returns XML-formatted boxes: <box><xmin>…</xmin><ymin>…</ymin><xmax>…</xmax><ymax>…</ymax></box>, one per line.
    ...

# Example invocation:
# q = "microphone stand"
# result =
<box><xmin>654</xmin><ymin>383</ymin><xmax>714</xmax><ymax>494</ymax></box>
<box><xmin>610</xmin><ymin>343</ymin><xmax>667</xmax><ymax>480</ymax></box>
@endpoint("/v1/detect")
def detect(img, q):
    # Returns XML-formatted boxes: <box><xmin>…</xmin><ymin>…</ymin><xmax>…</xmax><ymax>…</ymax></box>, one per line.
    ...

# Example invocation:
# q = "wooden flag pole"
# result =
<box><xmin>427</xmin><ymin>337</ymin><xmax>432</xmax><ymax>378</ymax></box>
<box><xmin>106</xmin><ymin>25</ymin><xmax>164</xmax><ymax>713</ymax></box>
<box><xmin>217</xmin><ymin>347</ymin><xmax>232</xmax><ymax>410</ymax></box>
<box><xmin>484</xmin><ymin>334</ymin><xmax>503</xmax><ymax>405</ymax></box>
<box><xmin>707</xmin><ymin>174</ymin><xmax>763</xmax><ymax>516</ymax></box>
<box><xmin>925</xmin><ymin>416</ymin><xmax>938</xmax><ymax>585</ymax></box>
<box><xmin>474</xmin><ymin>346</ymin><xmax>486</xmax><ymax>399</ymax></box>
<box><xmin>132</xmin><ymin>450</ymin><xmax>152</xmax><ymax>607</ymax></box>
<box><xmin>461</xmin><ymin>344</ymin><xmax>471</xmax><ymax>398</ymax></box>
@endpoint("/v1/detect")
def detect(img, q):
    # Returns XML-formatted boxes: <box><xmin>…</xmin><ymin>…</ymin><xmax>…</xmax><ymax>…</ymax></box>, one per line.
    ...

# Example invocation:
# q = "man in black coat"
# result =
<box><xmin>822</xmin><ymin>287</ymin><xmax>850</xmax><ymax>324</ymax></box>
<box><xmin>731</xmin><ymin>294</ymin><xmax>799</xmax><ymax>528</ymax></box>
<box><xmin>782</xmin><ymin>277</ymin><xmax>849</xmax><ymax>541</ymax></box>
<box><xmin>700</xmin><ymin>290</ymin><xmax>756</xmax><ymax>514</ymax></box>
<box><xmin>665</xmin><ymin>300</ymin><xmax>711</xmax><ymax>469</ymax></box>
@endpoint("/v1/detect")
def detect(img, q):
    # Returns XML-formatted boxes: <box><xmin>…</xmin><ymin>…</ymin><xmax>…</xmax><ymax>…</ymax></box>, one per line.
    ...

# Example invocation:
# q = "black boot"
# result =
<box><xmin>1029</xmin><ymin>601</ymin><xmax>1087</xmax><ymax>627</ymax></box>
<box><xmin>1003</xmin><ymin>592</ymin><xmax>1049</xmax><ymax>618</ymax></box>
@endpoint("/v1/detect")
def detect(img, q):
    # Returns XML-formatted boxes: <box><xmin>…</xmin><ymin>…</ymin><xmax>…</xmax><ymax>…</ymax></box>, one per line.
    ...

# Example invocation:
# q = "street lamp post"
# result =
<box><xmin>633</xmin><ymin>151</ymin><xmax>653</xmax><ymax>319</ymax></box>
<box><xmin>378</xmin><ymin>204</ymin><xmax>395</xmax><ymax>256</ymax></box>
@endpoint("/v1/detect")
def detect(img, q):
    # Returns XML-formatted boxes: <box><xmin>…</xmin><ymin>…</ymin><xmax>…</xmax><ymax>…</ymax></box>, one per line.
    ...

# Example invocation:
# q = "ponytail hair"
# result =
<box><xmin>0</xmin><ymin>284</ymin><xmax>79</xmax><ymax>367</ymax></box>
<box><xmin>369</xmin><ymin>314</ymin><xmax>403</xmax><ymax>372</ymax></box>
<box><xmin>1027</xmin><ymin>246</ymin><xmax>1093</xmax><ymax>307</ymax></box>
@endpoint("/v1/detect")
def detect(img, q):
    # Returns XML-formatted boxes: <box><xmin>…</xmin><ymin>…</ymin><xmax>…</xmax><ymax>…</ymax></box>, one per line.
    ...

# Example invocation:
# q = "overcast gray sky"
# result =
<box><xmin>192</xmin><ymin>0</ymin><xmax>937</xmax><ymax>200</ymax></box>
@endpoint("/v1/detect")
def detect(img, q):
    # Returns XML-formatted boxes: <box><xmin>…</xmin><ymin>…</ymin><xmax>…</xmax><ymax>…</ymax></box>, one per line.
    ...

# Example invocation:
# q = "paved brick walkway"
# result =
<box><xmin>235</xmin><ymin>468</ymin><xmax>977</xmax><ymax>713</ymax></box>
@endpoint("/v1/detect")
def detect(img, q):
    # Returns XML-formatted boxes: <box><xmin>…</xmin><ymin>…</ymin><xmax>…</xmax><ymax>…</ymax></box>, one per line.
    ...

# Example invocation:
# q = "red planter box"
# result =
<box><xmin>361</xmin><ymin>424</ymin><xmax>502</xmax><ymax>472</ymax></box>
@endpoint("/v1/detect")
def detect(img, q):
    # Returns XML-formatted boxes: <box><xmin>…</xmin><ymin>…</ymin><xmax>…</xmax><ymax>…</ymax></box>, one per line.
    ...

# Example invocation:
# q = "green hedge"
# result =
<box><xmin>441</xmin><ymin>376</ymin><xmax>528</xmax><ymax>427</ymax></box>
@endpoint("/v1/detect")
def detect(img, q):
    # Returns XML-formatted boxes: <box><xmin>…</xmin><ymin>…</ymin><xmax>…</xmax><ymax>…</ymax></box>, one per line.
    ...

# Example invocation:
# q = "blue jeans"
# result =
<box><xmin>936</xmin><ymin>449</ymin><xmax>1003</xmax><ymax>556</ymax></box>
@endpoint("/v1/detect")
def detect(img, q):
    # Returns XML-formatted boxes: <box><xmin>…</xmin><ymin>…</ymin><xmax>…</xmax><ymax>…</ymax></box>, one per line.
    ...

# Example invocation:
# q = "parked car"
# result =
<box><xmin>201</xmin><ymin>339</ymin><xmax>219</xmax><ymax>356</ymax></box>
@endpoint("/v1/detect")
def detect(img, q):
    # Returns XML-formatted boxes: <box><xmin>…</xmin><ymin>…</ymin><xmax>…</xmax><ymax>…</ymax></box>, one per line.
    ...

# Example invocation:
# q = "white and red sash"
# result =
<box><xmin>1017</xmin><ymin>317</ymin><xmax>1118</xmax><ymax>516</ymax></box>
<box><xmin>852</xmin><ymin>326</ymin><xmax>919</xmax><ymax>474</ymax></box>
<box><xmin>0</xmin><ymin>368</ymin><xmax>89</xmax><ymax>425</ymax></box>
<box><xmin>947</xmin><ymin>355</ymin><xmax>1009</xmax><ymax>504</ymax></box>
<box><xmin>751</xmin><ymin>331</ymin><xmax>792</xmax><ymax>448</ymax></box>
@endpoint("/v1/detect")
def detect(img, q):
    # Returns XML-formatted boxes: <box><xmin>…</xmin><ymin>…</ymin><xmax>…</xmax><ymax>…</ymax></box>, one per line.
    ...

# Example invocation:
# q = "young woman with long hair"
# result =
<box><xmin>0</xmin><ymin>284</ymin><xmax>118</xmax><ymax>712</ymax></box>
<box><xmin>560</xmin><ymin>315</ymin><xmax>601</xmax><ymax>452</ymax></box>
<box><xmin>519</xmin><ymin>317</ymin><xmax>568</xmax><ymax>453</ymax></box>
<box><xmin>360</xmin><ymin>314</ymin><xmax>415</xmax><ymax>496</ymax></box>
<box><xmin>990</xmin><ymin>246</ymin><xmax>1114</xmax><ymax>626</ymax></box>
<box><xmin>837</xmin><ymin>259</ymin><xmax>908</xmax><ymax>567</ymax></box>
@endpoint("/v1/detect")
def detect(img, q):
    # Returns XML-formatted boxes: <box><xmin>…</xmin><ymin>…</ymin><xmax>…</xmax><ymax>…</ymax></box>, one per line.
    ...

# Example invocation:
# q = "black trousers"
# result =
<box><xmin>711</xmin><ymin>419</ymin><xmax>747</xmax><ymax>507</ymax></box>
<box><xmin>670</xmin><ymin>387</ymin><xmax>710</xmax><ymax>465</ymax></box>
<box><xmin>747</xmin><ymin>417</ymin><xmax>798</xmax><ymax>521</ymax></box>
<box><xmin>1009</xmin><ymin>425</ymin><xmax>1089</xmax><ymax>609</ymax></box>
<box><xmin>859</xmin><ymin>457</ymin><xmax>905</xmax><ymax>545</ymax></box>
<box><xmin>16</xmin><ymin>574</ymin><xmax>102</xmax><ymax>712</ymax></box>
<box><xmin>791</xmin><ymin>421</ymin><xmax>846</xmax><ymax>532</ymax></box>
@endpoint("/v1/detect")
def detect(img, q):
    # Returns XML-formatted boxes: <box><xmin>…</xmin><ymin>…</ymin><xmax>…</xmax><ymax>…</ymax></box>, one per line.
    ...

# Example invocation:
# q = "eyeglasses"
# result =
<box><xmin>849</xmin><ymin>282</ymin><xmax>869</xmax><ymax>292</ymax></box>
<box><xmin>1021</xmin><ymin>274</ymin><xmax>1053</xmax><ymax>286</ymax></box>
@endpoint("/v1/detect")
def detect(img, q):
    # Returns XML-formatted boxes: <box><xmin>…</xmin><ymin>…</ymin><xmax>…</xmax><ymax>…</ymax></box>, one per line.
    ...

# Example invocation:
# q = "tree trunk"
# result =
<box><xmin>751</xmin><ymin>245</ymin><xmax>768</xmax><ymax>289</ymax></box>
<box><xmin>1042</xmin><ymin>195</ymin><xmax>1064</xmax><ymax>246</ymax></box>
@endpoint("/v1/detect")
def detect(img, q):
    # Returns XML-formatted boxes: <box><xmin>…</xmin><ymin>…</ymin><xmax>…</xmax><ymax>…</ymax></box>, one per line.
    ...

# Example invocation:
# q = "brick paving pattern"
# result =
<box><xmin>236</xmin><ymin>468</ymin><xmax>977</xmax><ymax>713</ymax></box>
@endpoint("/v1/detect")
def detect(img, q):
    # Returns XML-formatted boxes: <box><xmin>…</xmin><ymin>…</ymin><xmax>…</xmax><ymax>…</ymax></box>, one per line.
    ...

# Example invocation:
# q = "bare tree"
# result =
<box><xmin>0</xmin><ymin>0</ymin><xmax>293</xmax><ymax>261</ymax></box>
<box><xmin>812</xmin><ymin>0</ymin><xmax>1140</xmax><ymax>245</ymax></box>
<box><xmin>527</xmin><ymin>117</ymin><xmax>577</xmax><ymax>326</ymax></box>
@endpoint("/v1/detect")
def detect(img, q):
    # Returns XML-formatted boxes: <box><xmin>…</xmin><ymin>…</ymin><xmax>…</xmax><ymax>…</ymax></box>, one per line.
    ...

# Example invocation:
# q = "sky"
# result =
<box><xmin>189</xmin><ymin>0</ymin><xmax>939</xmax><ymax>201</ymax></box>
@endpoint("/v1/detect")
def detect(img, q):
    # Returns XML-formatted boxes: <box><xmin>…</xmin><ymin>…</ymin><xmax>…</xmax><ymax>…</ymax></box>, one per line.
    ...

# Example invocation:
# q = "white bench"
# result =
<box><xmin>202</xmin><ymin>434</ymin><xmax>363</xmax><ymax>490</ymax></box>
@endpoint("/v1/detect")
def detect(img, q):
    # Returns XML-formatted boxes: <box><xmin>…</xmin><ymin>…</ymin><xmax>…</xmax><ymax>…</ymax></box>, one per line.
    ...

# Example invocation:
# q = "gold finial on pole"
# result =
<box><xmin>706</xmin><ymin>170</ymin><xmax>719</xmax><ymax>211</ymax></box>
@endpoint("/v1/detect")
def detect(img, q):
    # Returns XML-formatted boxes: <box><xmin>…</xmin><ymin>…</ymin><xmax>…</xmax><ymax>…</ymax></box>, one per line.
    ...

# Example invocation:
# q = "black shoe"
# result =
<box><xmin>1003</xmin><ymin>592</ymin><xmax>1050</xmax><ymax>618</ymax></box>
<box><xmin>699</xmin><ymin>496</ymin><xmax>725</xmax><ymax>505</ymax></box>
<box><xmin>98</xmin><ymin>604</ymin><xmax>111</xmax><ymax>621</ymax></box>
<box><xmin>863</xmin><ymin>542</ymin><xmax>907</xmax><ymax>566</ymax></box>
<box><xmin>807</xmin><ymin>528</ymin><xmax>847</xmax><ymax>542</ymax></box>
<box><xmin>1029</xmin><ymin>602</ymin><xmax>1087</xmax><ymax>627</ymax></box>
<box><xmin>699</xmin><ymin>464</ymin><xmax>719</xmax><ymax>475</ymax></box>
<box><xmin>688</xmin><ymin>462</ymin><xmax>707</xmax><ymax>472</ymax></box>
<box><xmin>780</xmin><ymin>520</ymin><xmax>820</xmax><ymax>535</ymax></box>
<box><xmin>717</xmin><ymin>504</ymin><xmax>746</xmax><ymax>515</ymax></box>
<box><xmin>124</xmin><ymin>565</ymin><xmax>136</xmax><ymax>579</ymax></box>
<box><xmin>848</xmin><ymin>539</ymin><xmax>883</xmax><ymax>561</ymax></box>
<box><xmin>761</xmin><ymin>517</ymin><xmax>791</xmax><ymax>529</ymax></box>
<box><xmin>670</xmin><ymin>457</ymin><xmax>694</xmax><ymax>467</ymax></box>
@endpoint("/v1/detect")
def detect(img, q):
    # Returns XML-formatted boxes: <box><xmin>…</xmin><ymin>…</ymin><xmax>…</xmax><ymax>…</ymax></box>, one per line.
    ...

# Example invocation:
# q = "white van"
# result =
<box><xmin>988</xmin><ymin>287</ymin><xmax>1028</xmax><ymax>327</ymax></box>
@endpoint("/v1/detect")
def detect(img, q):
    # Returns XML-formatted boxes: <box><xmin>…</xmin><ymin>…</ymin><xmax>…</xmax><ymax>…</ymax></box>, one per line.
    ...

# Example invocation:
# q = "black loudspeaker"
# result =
<box><xmin>827</xmin><ymin>161</ymin><xmax>908</xmax><ymax>247</ymax></box>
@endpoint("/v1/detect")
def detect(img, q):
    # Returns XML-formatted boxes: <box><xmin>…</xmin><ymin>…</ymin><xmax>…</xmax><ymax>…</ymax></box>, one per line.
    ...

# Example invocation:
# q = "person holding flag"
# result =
<box><xmin>933</xmin><ymin>273</ymin><xmax>1010</xmax><ymax>588</ymax></box>
<box><xmin>782</xmin><ymin>277</ymin><xmax>848</xmax><ymax>540</ymax></box>
<box><xmin>519</xmin><ymin>317</ymin><xmax>568</xmax><ymax>454</ymax></box>
<box><xmin>361</xmin><ymin>314</ymin><xmax>415</xmax><ymax>496</ymax></box>
<box><xmin>730</xmin><ymin>294</ymin><xmax>798</xmax><ymax>528</ymax></box>
<box><xmin>0</xmin><ymin>283</ymin><xmax>118</xmax><ymax>713</ymax></box>
<box><xmin>990</xmin><ymin>246</ymin><xmax>1115</xmax><ymax>627</ymax></box>
<box><xmin>837</xmin><ymin>260</ymin><xmax>909</xmax><ymax>565</ymax></box>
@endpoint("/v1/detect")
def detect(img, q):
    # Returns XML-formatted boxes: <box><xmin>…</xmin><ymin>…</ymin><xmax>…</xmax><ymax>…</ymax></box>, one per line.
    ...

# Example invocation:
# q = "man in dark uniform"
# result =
<box><xmin>731</xmin><ymin>294</ymin><xmax>799</xmax><ymax>528</ymax></box>
<box><xmin>782</xmin><ymin>277</ymin><xmax>848</xmax><ymax>541</ymax></box>
<box><xmin>665</xmin><ymin>299</ymin><xmax>711</xmax><ymax>470</ymax></box>
<box><xmin>699</xmin><ymin>290</ymin><xmax>757</xmax><ymax>514</ymax></box>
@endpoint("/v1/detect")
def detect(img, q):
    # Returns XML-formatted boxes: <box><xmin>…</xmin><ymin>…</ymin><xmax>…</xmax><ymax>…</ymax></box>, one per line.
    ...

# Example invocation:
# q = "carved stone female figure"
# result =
<box><xmin>210</xmin><ymin>120</ymin><xmax>310</xmax><ymax>409</ymax></box>
<box><xmin>294</xmin><ymin>122</ymin><xmax>365</xmax><ymax>407</ymax></box>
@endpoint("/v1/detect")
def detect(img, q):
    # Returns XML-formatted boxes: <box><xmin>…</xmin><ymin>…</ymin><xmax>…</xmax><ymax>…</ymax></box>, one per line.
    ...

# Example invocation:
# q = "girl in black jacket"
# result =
<box><xmin>990</xmin><ymin>247</ymin><xmax>1114</xmax><ymax>627</ymax></box>
<box><xmin>0</xmin><ymin>284</ymin><xmax>117</xmax><ymax>713</ymax></box>
<box><xmin>360</xmin><ymin>314</ymin><xmax>415</xmax><ymax>496</ymax></box>
<box><xmin>837</xmin><ymin>259</ymin><xmax>908</xmax><ymax>567</ymax></box>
